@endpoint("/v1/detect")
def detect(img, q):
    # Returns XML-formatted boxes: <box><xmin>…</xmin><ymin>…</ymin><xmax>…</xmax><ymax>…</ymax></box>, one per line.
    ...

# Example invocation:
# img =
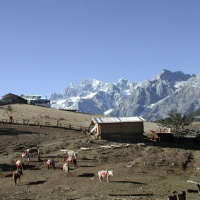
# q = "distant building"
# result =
<box><xmin>20</xmin><ymin>94</ymin><xmax>50</xmax><ymax>108</ymax></box>
<box><xmin>1</xmin><ymin>93</ymin><xmax>27</xmax><ymax>104</ymax></box>
<box><xmin>89</xmin><ymin>116</ymin><xmax>146</xmax><ymax>142</ymax></box>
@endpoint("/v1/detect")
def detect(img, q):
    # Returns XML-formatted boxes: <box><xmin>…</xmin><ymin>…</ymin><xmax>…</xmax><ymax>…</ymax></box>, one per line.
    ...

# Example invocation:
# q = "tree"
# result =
<box><xmin>157</xmin><ymin>110</ymin><xmax>192</xmax><ymax>137</ymax></box>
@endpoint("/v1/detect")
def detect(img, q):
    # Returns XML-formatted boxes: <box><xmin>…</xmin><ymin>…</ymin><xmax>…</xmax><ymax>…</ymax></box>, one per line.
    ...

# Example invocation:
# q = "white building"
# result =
<box><xmin>20</xmin><ymin>94</ymin><xmax>50</xmax><ymax>108</ymax></box>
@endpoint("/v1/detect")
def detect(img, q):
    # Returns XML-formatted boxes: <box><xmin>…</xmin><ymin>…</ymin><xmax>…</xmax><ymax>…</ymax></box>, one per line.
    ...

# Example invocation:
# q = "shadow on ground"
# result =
<box><xmin>112</xmin><ymin>180</ymin><xmax>145</xmax><ymax>184</ymax></box>
<box><xmin>26</xmin><ymin>180</ymin><xmax>47</xmax><ymax>185</ymax></box>
<box><xmin>78</xmin><ymin>173</ymin><xmax>95</xmax><ymax>177</ymax></box>
<box><xmin>108</xmin><ymin>193</ymin><xmax>154</xmax><ymax>197</ymax></box>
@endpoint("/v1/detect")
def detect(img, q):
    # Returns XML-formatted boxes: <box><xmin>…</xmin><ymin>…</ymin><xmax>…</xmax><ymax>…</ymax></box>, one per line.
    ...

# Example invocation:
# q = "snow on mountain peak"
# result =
<box><xmin>50</xmin><ymin>70</ymin><xmax>200</xmax><ymax>120</ymax></box>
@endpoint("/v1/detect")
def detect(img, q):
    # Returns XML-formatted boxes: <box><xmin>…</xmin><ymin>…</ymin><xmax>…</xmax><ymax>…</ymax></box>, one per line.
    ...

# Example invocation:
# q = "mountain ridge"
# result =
<box><xmin>50</xmin><ymin>69</ymin><xmax>199</xmax><ymax>121</ymax></box>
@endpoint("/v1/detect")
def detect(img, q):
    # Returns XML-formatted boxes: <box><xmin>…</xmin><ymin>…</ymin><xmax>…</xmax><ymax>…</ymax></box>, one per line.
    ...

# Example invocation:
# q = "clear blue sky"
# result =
<box><xmin>0</xmin><ymin>0</ymin><xmax>200</xmax><ymax>98</ymax></box>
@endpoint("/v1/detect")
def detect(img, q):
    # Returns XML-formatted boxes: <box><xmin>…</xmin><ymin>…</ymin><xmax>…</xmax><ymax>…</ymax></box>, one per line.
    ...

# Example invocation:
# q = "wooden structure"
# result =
<box><xmin>89</xmin><ymin>117</ymin><xmax>145</xmax><ymax>142</ymax></box>
<box><xmin>1</xmin><ymin>93</ymin><xmax>27</xmax><ymax>104</ymax></box>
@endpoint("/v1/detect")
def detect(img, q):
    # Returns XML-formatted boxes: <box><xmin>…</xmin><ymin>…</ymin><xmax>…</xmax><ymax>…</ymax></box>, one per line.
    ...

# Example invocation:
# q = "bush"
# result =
<box><xmin>156</xmin><ymin>110</ymin><xmax>192</xmax><ymax>137</ymax></box>
<box><xmin>6</xmin><ymin>105</ymin><xmax>13</xmax><ymax>111</ymax></box>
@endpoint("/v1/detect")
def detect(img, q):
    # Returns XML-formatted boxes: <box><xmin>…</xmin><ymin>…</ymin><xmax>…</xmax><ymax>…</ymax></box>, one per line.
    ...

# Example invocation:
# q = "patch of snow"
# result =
<box><xmin>174</xmin><ymin>81</ymin><xmax>187</xmax><ymax>89</ymax></box>
<box><xmin>104</xmin><ymin>109</ymin><xmax>113</xmax><ymax>115</ymax></box>
<box><xmin>83</xmin><ymin>92</ymin><xmax>97</xmax><ymax>99</ymax></box>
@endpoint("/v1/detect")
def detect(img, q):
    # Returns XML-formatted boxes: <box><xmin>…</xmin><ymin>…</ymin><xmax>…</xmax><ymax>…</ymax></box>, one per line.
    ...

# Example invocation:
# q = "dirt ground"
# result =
<box><xmin>0</xmin><ymin>123</ymin><xmax>200</xmax><ymax>200</ymax></box>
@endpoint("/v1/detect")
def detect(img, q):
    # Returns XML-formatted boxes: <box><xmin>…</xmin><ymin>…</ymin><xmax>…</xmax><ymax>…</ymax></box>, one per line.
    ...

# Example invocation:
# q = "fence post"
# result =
<box><xmin>45</xmin><ymin>122</ymin><xmax>50</xmax><ymax>126</ymax></box>
<box><xmin>167</xmin><ymin>195</ymin><xmax>177</xmax><ymax>200</ymax></box>
<box><xmin>197</xmin><ymin>184</ymin><xmax>200</xmax><ymax>194</ymax></box>
<box><xmin>177</xmin><ymin>191</ymin><xmax>186</xmax><ymax>200</ymax></box>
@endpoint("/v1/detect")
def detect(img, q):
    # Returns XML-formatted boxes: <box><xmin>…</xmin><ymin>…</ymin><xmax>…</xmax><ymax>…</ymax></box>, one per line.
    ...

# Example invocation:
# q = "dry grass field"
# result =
<box><xmin>0</xmin><ymin>104</ymin><xmax>160</xmax><ymax>132</ymax></box>
<box><xmin>0</xmin><ymin>104</ymin><xmax>200</xmax><ymax>200</ymax></box>
<box><xmin>0</xmin><ymin>104</ymin><xmax>94</xmax><ymax>128</ymax></box>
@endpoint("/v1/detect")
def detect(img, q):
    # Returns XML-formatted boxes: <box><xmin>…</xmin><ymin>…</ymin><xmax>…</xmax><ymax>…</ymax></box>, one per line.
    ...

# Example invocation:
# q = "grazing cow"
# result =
<box><xmin>44</xmin><ymin>159</ymin><xmax>55</xmax><ymax>170</ymax></box>
<box><xmin>12</xmin><ymin>169</ymin><xmax>23</xmax><ymax>185</ymax></box>
<box><xmin>98</xmin><ymin>170</ymin><xmax>114</xmax><ymax>182</ymax></box>
<box><xmin>63</xmin><ymin>163</ymin><xmax>69</xmax><ymax>176</ymax></box>
<box><xmin>15</xmin><ymin>160</ymin><xmax>24</xmax><ymax>170</ymax></box>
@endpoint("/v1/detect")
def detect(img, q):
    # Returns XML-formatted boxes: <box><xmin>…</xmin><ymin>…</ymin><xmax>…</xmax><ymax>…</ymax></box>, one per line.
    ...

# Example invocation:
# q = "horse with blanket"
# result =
<box><xmin>98</xmin><ymin>170</ymin><xmax>114</xmax><ymax>182</ymax></box>
<box><xmin>44</xmin><ymin>159</ymin><xmax>56</xmax><ymax>170</ymax></box>
<box><xmin>12</xmin><ymin>169</ymin><xmax>23</xmax><ymax>185</ymax></box>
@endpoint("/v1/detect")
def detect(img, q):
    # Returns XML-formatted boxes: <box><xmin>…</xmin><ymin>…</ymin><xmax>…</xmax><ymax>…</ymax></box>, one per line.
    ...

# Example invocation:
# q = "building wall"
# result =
<box><xmin>100</xmin><ymin>122</ymin><xmax>144</xmax><ymax>142</ymax></box>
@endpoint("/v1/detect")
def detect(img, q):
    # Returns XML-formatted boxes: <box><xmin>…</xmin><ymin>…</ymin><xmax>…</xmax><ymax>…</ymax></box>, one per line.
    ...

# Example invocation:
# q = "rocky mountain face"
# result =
<box><xmin>50</xmin><ymin>69</ymin><xmax>199</xmax><ymax>121</ymax></box>
<box><xmin>50</xmin><ymin>79</ymin><xmax>137</xmax><ymax>115</ymax></box>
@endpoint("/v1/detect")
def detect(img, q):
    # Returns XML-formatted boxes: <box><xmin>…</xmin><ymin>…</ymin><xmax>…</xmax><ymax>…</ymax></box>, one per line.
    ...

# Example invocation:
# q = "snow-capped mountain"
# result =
<box><xmin>50</xmin><ymin>78</ymin><xmax>137</xmax><ymax>115</ymax></box>
<box><xmin>50</xmin><ymin>69</ymin><xmax>199</xmax><ymax>121</ymax></box>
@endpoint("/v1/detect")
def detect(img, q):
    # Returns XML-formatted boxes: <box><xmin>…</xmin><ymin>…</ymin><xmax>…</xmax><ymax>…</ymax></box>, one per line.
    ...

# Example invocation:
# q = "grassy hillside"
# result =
<box><xmin>0</xmin><ymin>104</ymin><xmax>94</xmax><ymax>128</ymax></box>
<box><xmin>0</xmin><ymin>104</ymin><xmax>160</xmax><ymax>133</ymax></box>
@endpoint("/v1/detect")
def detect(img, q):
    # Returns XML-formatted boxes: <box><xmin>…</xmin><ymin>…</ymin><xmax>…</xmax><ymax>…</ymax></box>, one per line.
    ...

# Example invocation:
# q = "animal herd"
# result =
<box><xmin>11</xmin><ymin>148</ymin><xmax>114</xmax><ymax>185</ymax></box>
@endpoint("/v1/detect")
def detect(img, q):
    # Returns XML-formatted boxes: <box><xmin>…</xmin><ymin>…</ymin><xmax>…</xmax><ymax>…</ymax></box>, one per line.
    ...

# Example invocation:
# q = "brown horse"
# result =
<box><xmin>12</xmin><ymin>169</ymin><xmax>23</xmax><ymax>185</ymax></box>
<box><xmin>44</xmin><ymin>159</ymin><xmax>55</xmax><ymax>170</ymax></box>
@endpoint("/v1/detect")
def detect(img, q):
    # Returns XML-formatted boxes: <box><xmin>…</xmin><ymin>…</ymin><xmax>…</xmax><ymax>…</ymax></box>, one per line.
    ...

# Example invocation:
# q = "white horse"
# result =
<box><xmin>21</xmin><ymin>152</ymin><xmax>29</xmax><ymax>161</ymax></box>
<box><xmin>66</xmin><ymin>150</ymin><xmax>78</xmax><ymax>159</ymax></box>
<box><xmin>21</xmin><ymin>147</ymin><xmax>41</xmax><ymax>161</ymax></box>
<box><xmin>15</xmin><ymin>160</ymin><xmax>24</xmax><ymax>170</ymax></box>
<box><xmin>60</xmin><ymin>149</ymin><xmax>77</xmax><ymax>158</ymax></box>
<box><xmin>63</xmin><ymin>163</ymin><xmax>69</xmax><ymax>176</ymax></box>
<box><xmin>98</xmin><ymin>170</ymin><xmax>114</xmax><ymax>182</ymax></box>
